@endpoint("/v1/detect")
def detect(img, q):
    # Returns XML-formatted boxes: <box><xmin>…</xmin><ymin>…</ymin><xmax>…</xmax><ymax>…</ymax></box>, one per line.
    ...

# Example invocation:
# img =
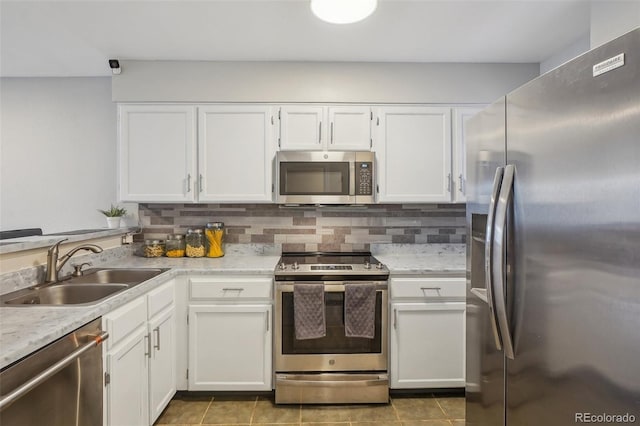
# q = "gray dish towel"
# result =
<box><xmin>294</xmin><ymin>283</ymin><xmax>326</xmax><ymax>340</ymax></box>
<box><xmin>344</xmin><ymin>283</ymin><xmax>376</xmax><ymax>339</ymax></box>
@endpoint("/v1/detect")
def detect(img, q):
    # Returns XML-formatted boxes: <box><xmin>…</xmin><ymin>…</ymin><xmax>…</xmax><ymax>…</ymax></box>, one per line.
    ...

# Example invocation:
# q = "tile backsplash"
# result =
<box><xmin>138</xmin><ymin>203</ymin><xmax>466</xmax><ymax>252</ymax></box>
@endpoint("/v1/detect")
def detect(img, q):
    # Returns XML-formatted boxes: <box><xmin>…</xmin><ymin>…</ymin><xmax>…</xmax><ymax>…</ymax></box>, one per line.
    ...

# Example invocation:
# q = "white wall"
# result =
<box><xmin>0</xmin><ymin>77</ymin><xmax>120</xmax><ymax>233</ymax></box>
<box><xmin>540</xmin><ymin>35</ymin><xmax>591</xmax><ymax>75</ymax></box>
<box><xmin>590</xmin><ymin>1</ymin><xmax>640</xmax><ymax>48</ymax></box>
<box><xmin>112</xmin><ymin>61</ymin><xmax>540</xmax><ymax>104</ymax></box>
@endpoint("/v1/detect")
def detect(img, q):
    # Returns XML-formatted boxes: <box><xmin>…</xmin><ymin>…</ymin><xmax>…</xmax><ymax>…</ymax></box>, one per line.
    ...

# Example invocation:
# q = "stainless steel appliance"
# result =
<box><xmin>466</xmin><ymin>28</ymin><xmax>640</xmax><ymax>425</ymax></box>
<box><xmin>275</xmin><ymin>151</ymin><xmax>375</xmax><ymax>205</ymax></box>
<box><xmin>274</xmin><ymin>252</ymin><xmax>389</xmax><ymax>404</ymax></box>
<box><xmin>0</xmin><ymin>318</ymin><xmax>108</xmax><ymax>425</ymax></box>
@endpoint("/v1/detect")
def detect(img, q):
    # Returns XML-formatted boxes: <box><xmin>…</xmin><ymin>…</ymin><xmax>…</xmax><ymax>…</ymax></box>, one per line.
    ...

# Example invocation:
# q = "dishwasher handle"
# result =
<box><xmin>0</xmin><ymin>331</ymin><xmax>109</xmax><ymax>412</ymax></box>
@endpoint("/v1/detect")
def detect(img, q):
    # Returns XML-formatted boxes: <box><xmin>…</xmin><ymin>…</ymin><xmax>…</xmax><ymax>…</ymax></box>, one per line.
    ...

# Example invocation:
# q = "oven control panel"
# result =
<box><xmin>355</xmin><ymin>162</ymin><xmax>373</xmax><ymax>195</ymax></box>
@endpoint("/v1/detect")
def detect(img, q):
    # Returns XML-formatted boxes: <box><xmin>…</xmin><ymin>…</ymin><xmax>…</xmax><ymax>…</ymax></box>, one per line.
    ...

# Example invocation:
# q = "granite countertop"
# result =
<box><xmin>0</xmin><ymin>227</ymin><xmax>139</xmax><ymax>255</ymax></box>
<box><xmin>372</xmin><ymin>243</ymin><xmax>466</xmax><ymax>275</ymax></box>
<box><xmin>0</xmin><ymin>243</ymin><xmax>465</xmax><ymax>369</ymax></box>
<box><xmin>0</xmin><ymin>252</ymin><xmax>280</xmax><ymax>369</ymax></box>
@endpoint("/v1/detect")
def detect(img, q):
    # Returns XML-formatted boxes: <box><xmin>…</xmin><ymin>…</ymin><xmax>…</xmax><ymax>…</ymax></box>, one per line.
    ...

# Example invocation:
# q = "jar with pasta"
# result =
<box><xmin>165</xmin><ymin>234</ymin><xmax>185</xmax><ymax>258</ymax></box>
<box><xmin>205</xmin><ymin>222</ymin><xmax>225</xmax><ymax>258</ymax></box>
<box><xmin>185</xmin><ymin>229</ymin><xmax>205</xmax><ymax>258</ymax></box>
<box><xmin>143</xmin><ymin>239</ymin><xmax>165</xmax><ymax>258</ymax></box>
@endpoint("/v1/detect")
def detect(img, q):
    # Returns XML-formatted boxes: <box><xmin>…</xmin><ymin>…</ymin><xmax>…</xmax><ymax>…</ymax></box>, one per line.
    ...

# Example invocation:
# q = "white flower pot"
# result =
<box><xmin>106</xmin><ymin>217</ymin><xmax>122</xmax><ymax>229</ymax></box>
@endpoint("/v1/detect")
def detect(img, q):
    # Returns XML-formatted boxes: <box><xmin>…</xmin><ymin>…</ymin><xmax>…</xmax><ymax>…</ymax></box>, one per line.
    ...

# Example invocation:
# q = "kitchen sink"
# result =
<box><xmin>0</xmin><ymin>268</ymin><xmax>169</xmax><ymax>306</ymax></box>
<box><xmin>68</xmin><ymin>268</ymin><xmax>168</xmax><ymax>284</ymax></box>
<box><xmin>3</xmin><ymin>284</ymin><xmax>130</xmax><ymax>305</ymax></box>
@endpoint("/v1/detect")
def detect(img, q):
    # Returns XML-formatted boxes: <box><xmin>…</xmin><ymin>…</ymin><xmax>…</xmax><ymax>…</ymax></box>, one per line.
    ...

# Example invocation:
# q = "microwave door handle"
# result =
<box><xmin>492</xmin><ymin>164</ymin><xmax>516</xmax><ymax>360</ymax></box>
<box><xmin>350</xmin><ymin>161</ymin><xmax>356</xmax><ymax>197</ymax></box>
<box><xmin>485</xmin><ymin>166</ymin><xmax>504</xmax><ymax>352</ymax></box>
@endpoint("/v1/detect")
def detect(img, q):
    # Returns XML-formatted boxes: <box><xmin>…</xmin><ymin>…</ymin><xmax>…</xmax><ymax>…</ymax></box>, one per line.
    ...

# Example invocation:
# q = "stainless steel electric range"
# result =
<box><xmin>274</xmin><ymin>252</ymin><xmax>390</xmax><ymax>404</ymax></box>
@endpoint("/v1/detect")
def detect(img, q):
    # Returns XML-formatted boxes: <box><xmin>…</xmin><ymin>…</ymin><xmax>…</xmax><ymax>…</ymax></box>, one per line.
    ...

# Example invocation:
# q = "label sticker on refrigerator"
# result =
<box><xmin>593</xmin><ymin>53</ymin><xmax>625</xmax><ymax>77</ymax></box>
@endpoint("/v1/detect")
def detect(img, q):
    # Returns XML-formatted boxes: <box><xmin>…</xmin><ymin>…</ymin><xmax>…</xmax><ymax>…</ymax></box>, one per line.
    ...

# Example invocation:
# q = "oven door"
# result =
<box><xmin>275</xmin><ymin>281</ymin><xmax>388</xmax><ymax>373</ymax></box>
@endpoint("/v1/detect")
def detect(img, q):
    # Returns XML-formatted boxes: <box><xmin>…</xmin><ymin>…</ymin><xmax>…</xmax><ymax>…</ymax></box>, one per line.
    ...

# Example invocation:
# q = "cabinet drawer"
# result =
<box><xmin>190</xmin><ymin>277</ymin><xmax>272</xmax><ymax>300</ymax></box>
<box><xmin>390</xmin><ymin>277</ymin><xmax>465</xmax><ymax>299</ymax></box>
<box><xmin>103</xmin><ymin>296</ymin><xmax>147</xmax><ymax>348</ymax></box>
<box><xmin>147</xmin><ymin>280</ymin><xmax>175</xmax><ymax>319</ymax></box>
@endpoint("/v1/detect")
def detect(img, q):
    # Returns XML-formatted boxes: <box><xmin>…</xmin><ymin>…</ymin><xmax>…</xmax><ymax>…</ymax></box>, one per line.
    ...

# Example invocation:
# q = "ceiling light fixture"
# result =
<box><xmin>310</xmin><ymin>0</ymin><xmax>378</xmax><ymax>24</ymax></box>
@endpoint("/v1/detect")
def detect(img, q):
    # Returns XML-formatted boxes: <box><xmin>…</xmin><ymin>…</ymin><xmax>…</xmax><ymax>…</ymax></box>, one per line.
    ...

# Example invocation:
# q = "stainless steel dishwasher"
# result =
<box><xmin>0</xmin><ymin>318</ymin><xmax>108</xmax><ymax>425</ymax></box>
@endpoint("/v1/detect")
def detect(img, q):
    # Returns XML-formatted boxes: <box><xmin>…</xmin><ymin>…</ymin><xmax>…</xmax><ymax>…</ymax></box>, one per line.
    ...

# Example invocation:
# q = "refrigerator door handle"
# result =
<box><xmin>492</xmin><ymin>164</ymin><xmax>516</xmax><ymax>360</ymax></box>
<box><xmin>485</xmin><ymin>166</ymin><xmax>504</xmax><ymax>351</ymax></box>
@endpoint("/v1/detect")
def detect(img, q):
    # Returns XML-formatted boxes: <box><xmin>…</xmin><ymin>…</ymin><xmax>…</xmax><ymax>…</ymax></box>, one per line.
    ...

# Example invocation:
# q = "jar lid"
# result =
<box><xmin>206</xmin><ymin>222</ymin><xmax>224</xmax><ymax>229</ymax></box>
<box><xmin>187</xmin><ymin>228</ymin><xmax>203</xmax><ymax>234</ymax></box>
<box><xmin>145</xmin><ymin>239</ymin><xmax>163</xmax><ymax>244</ymax></box>
<box><xmin>167</xmin><ymin>234</ymin><xmax>184</xmax><ymax>240</ymax></box>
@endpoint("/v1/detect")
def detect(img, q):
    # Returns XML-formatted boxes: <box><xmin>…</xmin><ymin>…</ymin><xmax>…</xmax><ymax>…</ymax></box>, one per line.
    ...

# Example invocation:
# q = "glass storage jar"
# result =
<box><xmin>185</xmin><ymin>229</ymin><xmax>205</xmax><ymax>258</ymax></box>
<box><xmin>143</xmin><ymin>239</ymin><xmax>165</xmax><ymax>258</ymax></box>
<box><xmin>165</xmin><ymin>234</ymin><xmax>185</xmax><ymax>258</ymax></box>
<box><xmin>205</xmin><ymin>222</ymin><xmax>225</xmax><ymax>258</ymax></box>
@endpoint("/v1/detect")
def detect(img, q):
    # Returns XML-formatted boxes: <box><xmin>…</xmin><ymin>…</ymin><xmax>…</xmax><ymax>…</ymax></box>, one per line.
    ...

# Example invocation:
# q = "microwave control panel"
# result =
<box><xmin>355</xmin><ymin>162</ymin><xmax>373</xmax><ymax>195</ymax></box>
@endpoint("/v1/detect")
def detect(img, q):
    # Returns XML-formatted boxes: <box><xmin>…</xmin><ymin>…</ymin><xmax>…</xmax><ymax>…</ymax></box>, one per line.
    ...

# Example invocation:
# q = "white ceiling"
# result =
<box><xmin>0</xmin><ymin>0</ymin><xmax>593</xmax><ymax>77</ymax></box>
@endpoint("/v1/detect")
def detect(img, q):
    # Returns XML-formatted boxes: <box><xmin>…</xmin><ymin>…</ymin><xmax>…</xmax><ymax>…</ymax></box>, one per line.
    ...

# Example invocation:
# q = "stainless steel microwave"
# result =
<box><xmin>275</xmin><ymin>151</ymin><xmax>375</xmax><ymax>204</ymax></box>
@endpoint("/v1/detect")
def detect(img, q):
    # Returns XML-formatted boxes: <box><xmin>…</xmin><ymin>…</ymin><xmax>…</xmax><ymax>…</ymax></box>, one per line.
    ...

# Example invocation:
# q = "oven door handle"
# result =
<box><xmin>277</xmin><ymin>283</ymin><xmax>388</xmax><ymax>292</ymax></box>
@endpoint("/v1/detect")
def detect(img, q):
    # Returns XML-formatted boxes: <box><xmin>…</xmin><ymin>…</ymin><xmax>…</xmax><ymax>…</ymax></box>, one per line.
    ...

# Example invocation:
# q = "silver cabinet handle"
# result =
<box><xmin>459</xmin><ymin>174</ymin><xmax>465</xmax><ymax>194</ymax></box>
<box><xmin>145</xmin><ymin>333</ymin><xmax>151</xmax><ymax>358</ymax></box>
<box><xmin>0</xmin><ymin>332</ymin><xmax>108</xmax><ymax>411</ymax></box>
<box><xmin>420</xmin><ymin>287</ymin><xmax>441</xmax><ymax>291</ymax></box>
<box><xmin>318</xmin><ymin>122</ymin><xmax>322</xmax><ymax>144</ymax></box>
<box><xmin>199</xmin><ymin>174</ymin><xmax>203</xmax><ymax>193</ymax></box>
<box><xmin>447</xmin><ymin>173</ymin><xmax>452</xmax><ymax>192</ymax></box>
<box><xmin>186</xmin><ymin>174</ymin><xmax>192</xmax><ymax>193</ymax></box>
<box><xmin>330</xmin><ymin>122</ymin><xmax>334</xmax><ymax>144</ymax></box>
<box><xmin>222</xmin><ymin>287</ymin><xmax>244</xmax><ymax>292</ymax></box>
<box><xmin>485</xmin><ymin>167</ymin><xmax>504</xmax><ymax>351</ymax></box>
<box><xmin>265</xmin><ymin>311</ymin><xmax>270</xmax><ymax>332</ymax></box>
<box><xmin>393</xmin><ymin>309</ymin><xmax>398</xmax><ymax>329</ymax></box>
<box><xmin>153</xmin><ymin>327</ymin><xmax>160</xmax><ymax>351</ymax></box>
<box><xmin>492</xmin><ymin>164</ymin><xmax>516</xmax><ymax>360</ymax></box>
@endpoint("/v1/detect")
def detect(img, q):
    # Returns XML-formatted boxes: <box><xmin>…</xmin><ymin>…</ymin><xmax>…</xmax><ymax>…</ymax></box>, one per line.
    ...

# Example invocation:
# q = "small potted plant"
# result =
<box><xmin>99</xmin><ymin>204</ymin><xmax>127</xmax><ymax>229</ymax></box>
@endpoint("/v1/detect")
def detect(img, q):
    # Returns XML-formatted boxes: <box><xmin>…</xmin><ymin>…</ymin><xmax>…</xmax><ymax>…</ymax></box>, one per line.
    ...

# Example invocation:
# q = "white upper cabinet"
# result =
<box><xmin>375</xmin><ymin>106</ymin><xmax>452</xmax><ymax>203</ymax></box>
<box><xmin>279</xmin><ymin>105</ymin><xmax>372</xmax><ymax>151</ymax></box>
<box><xmin>327</xmin><ymin>106</ymin><xmax>372</xmax><ymax>151</ymax></box>
<box><xmin>118</xmin><ymin>104</ymin><xmax>197</xmax><ymax>202</ymax></box>
<box><xmin>452</xmin><ymin>106</ymin><xmax>485</xmax><ymax>203</ymax></box>
<box><xmin>118</xmin><ymin>104</ymin><xmax>275</xmax><ymax>203</ymax></box>
<box><xmin>278</xmin><ymin>106</ymin><xmax>324</xmax><ymax>150</ymax></box>
<box><xmin>198</xmin><ymin>105</ymin><xmax>276</xmax><ymax>202</ymax></box>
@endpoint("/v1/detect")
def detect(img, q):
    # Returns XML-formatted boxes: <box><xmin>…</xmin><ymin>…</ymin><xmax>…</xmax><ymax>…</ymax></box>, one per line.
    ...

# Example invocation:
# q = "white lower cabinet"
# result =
<box><xmin>187</xmin><ymin>276</ymin><xmax>273</xmax><ymax>391</ymax></box>
<box><xmin>389</xmin><ymin>277</ymin><xmax>465</xmax><ymax>389</ymax></box>
<box><xmin>188</xmin><ymin>304</ymin><xmax>272</xmax><ymax>390</ymax></box>
<box><xmin>105</xmin><ymin>323</ymin><xmax>149</xmax><ymax>426</ymax></box>
<box><xmin>103</xmin><ymin>280</ymin><xmax>176</xmax><ymax>426</ymax></box>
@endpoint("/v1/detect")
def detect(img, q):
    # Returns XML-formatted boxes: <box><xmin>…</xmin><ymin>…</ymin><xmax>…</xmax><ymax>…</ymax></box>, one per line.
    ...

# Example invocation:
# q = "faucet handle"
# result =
<box><xmin>72</xmin><ymin>262</ymin><xmax>92</xmax><ymax>277</ymax></box>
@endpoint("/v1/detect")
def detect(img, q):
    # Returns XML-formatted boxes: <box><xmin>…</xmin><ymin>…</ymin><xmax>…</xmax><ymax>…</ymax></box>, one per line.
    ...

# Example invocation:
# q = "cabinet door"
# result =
<box><xmin>375</xmin><ymin>107</ymin><xmax>452</xmax><ymax>202</ymax></box>
<box><xmin>279</xmin><ymin>106</ymin><xmax>325</xmax><ymax>150</ymax></box>
<box><xmin>105</xmin><ymin>327</ymin><xmax>149</xmax><ymax>426</ymax></box>
<box><xmin>188</xmin><ymin>304</ymin><xmax>272</xmax><ymax>391</ymax></box>
<box><xmin>452</xmin><ymin>106</ymin><xmax>485</xmax><ymax>203</ymax></box>
<box><xmin>328</xmin><ymin>106</ymin><xmax>372</xmax><ymax>151</ymax></box>
<box><xmin>119</xmin><ymin>104</ymin><xmax>196</xmax><ymax>202</ymax></box>
<box><xmin>148</xmin><ymin>306</ymin><xmax>176</xmax><ymax>425</ymax></box>
<box><xmin>390</xmin><ymin>302</ymin><xmax>465</xmax><ymax>389</ymax></box>
<box><xmin>198</xmin><ymin>105</ymin><xmax>275</xmax><ymax>202</ymax></box>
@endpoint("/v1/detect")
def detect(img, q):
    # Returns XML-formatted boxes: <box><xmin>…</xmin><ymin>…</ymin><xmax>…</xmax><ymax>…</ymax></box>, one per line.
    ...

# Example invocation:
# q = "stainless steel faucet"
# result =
<box><xmin>45</xmin><ymin>239</ymin><xmax>103</xmax><ymax>283</ymax></box>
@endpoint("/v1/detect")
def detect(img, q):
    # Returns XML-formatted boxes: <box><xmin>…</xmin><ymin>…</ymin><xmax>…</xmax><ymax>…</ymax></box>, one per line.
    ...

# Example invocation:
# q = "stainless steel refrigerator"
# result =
<box><xmin>465</xmin><ymin>28</ymin><xmax>640</xmax><ymax>426</ymax></box>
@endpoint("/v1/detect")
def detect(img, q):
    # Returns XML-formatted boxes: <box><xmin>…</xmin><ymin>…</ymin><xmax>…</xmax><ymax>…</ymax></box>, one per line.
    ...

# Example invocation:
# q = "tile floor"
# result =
<box><xmin>154</xmin><ymin>393</ymin><xmax>465</xmax><ymax>426</ymax></box>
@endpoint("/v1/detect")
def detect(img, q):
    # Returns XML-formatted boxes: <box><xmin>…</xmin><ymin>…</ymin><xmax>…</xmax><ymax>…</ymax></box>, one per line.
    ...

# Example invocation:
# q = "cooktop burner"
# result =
<box><xmin>274</xmin><ymin>252</ymin><xmax>389</xmax><ymax>281</ymax></box>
